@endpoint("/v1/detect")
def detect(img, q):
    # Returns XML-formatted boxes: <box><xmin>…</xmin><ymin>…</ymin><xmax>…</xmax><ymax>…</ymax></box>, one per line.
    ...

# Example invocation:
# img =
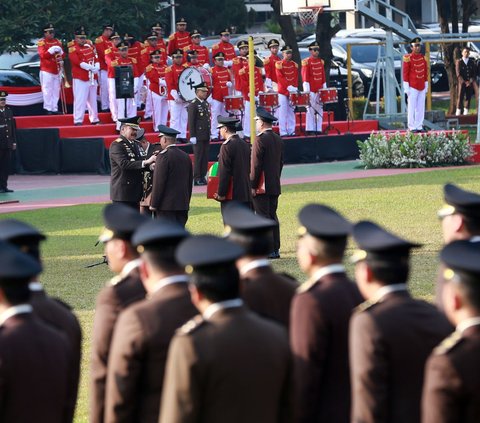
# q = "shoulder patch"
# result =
<box><xmin>37</xmin><ymin>40</ymin><xmax>45</xmax><ymax>47</ymax></box>
<box><xmin>95</xmin><ymin>37</ymin><xmax>103</xmax><ymax>44</ymax></box>
<box><xmin>105</xmin><ymin>48</ymin><xmax>111</xmax><ymax>54</ymax></box>
<box><xmin>141</xmin><ymin>48</ymin><xmax>148</xmax><ymax>54</ymax></box>
<box><xmin>67</xmin><ymin>40</ymin><xmax>74</xmax><ymax>47</ymax></box>
<box><xmin>178</xmin><ymin>315</ymin><xmax>205</xmax><ymax>334</ymax></box>
<box><xmin>169</xmin><ymin>34</ymin><xmax>175</xmax><ymax>41</ymax></box>
<box><xmin>239</xmin><ymin>68</ymin><xmax>245</xmax><ymax>75</ymax></box>
<box><xmin>68</xmin><ymin>46</ymin><xmax>76</xmax><ymax>53</ymax></box>
<box><xmin>275</xmin><ymin>61</ymin><xmax>282</xmax><ymax>69</ymax></box>
<box><xmin>114</xmin><ymin>137</ymin><xmax>123</xmax><ymax>143</ymax></box>
<box><xmin>146</xmin><ymin>64</ymin><xmax>153</xmax><ymax>72</ymax></box>
<box><xmin>212</xmin><ymin>43</ymin><xmax>219</xmax><ymax>50</ymax></box>
<box><xmin>434</xmin><ymin>331</ymin><xmax>463</xmax><ymax>355</ymax></box>
<box><xmin>302</xmin><ymin>58</ymin><xmax>308</xmax><ymax>66</ymax></box>
<box><xmin>165</xmin><ymin>66</ymin><xmax>172</xmax><ymax>73</ymax></box>
<box><xmin>403</xmin><ymin>54</ymin><xmax>411</xmax><ymax>63</ymax></box>
<box><xmin>182</xmin><ymin>63</ymin><xmax>189</xmax><ymax>68</ymax></box>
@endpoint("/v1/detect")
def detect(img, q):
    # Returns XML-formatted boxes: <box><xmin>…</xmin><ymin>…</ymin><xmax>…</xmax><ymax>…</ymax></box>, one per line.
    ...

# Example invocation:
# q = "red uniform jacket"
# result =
<box><xmin>141</xmin><ymin>45</ymin><xmax>167</xmax><ymax>69</ymax></box>
<box><xmin>128</xmin><ymin>41</ymin><xmax>144</xmax><ymax>73</ymax></box>
<box><xmin>167</xmin><ymin>31</ymin><xmax>191</xmax><ymax>56</ymax></box>
<box><xmin>183</xmin><ymin>44</ymin><xmax>209</xmax><ymax>65</ymax></box>
<box><xmin>107</xmin><ymin>56</ymin><xmax>140</xmax><ymax>79</ymax></box>
<box><xmin>105</xmin><ymin>46</ymin><xmax>120</xmax><ymax>71</ymax></box>
<box><xmin>165</xmin><ymin>63</ymin><xmax>188</xmax><ymax>100</ymax></box>
<box><xmin>264</xmin><ymin>54</ymin><xmax>281</xmax><ymax>83</ymax></box>
<box><xmin>403</xmin><ymin>53</ymin><xmax>428</xmax><ymax>91</ymax></box>
<box><xmin>211</xmin><ymin>41</ymin><xmax>236</xmax><ymax>62</ymax></box>
<box><xmin>211</xmin><ymin>65</ymin><xmax>231</xmax><ymax>102</ymax></box>
<box><xmin>239</xmin><ymin>66</ymin><xmax>264</xmax><ymax>100</ymax></box>
<box><xmin>276</xmin><ymin>59</ymin><xmax>299</xmax><ymax>96</ymax></box>
<box><xmin>301</xmin><ymin>56</ymin><xmax>326</xmax><ymax>92</ymax></box>
<box><xmin>37</xmin><ymin>38</ymin><xmax>64</xmax><ymax>75</ymax></box>
<box><xmin>95</xmin><ymin>35</ymin><xmax>112</xmax><ymax>71</ymax></box>
<box><xmin>69</xmin><ymin>43</ymin><xmax>98</xmax><ymax>82</ymax></box>
<box><xmin>146</xmin><ymin>63</ymin><xmax>167</xmax><ymax>96</ymax></box>
<box><xmin>232</xmin><ymin>56</ymin><xmax>248</xmax><ymax>92</ymax></box>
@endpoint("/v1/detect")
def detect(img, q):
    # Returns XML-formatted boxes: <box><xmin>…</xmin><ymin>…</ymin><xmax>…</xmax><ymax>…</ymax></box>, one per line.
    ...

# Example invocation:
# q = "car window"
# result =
<box><xmin>0</xmin><ymin>71</ymin><xmax>39</xmax><ymax>87</ymax></box>
<box><xmin>0</xmin><ymin>51</ymin><xmax>38</xmax><ymax>68</ymax></box>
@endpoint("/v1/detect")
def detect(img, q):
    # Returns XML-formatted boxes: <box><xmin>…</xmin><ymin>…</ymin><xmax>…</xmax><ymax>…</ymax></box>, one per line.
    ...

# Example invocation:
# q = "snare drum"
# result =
<box><xmin>178</xmin><ymin>67</ymin><xmax>212</xmax><ymax>102</ymax></box>
<box><xmin>224</xmin><ymin>95</ymin><xmax>244</xmax><ymax>112</ymax></box>
<box><xmin>318</xmin><ymin>88</ymin><xmax>338</xmax><ymax>104</ymax></box>
<box><xmin>259</xmin><ymin>92</ymin><xmax>279</xmax><ymax>110</ymax></box>
<box><xmin>289</xmin><ymin>91</ymin><xmax>310</xmax><ymax>107</ymax></box>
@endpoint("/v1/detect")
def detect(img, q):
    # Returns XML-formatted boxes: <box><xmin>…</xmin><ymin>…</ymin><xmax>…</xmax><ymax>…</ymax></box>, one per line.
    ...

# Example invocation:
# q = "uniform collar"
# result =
<box><xmin>29</xmin><ymin>281</ymin><xmax>44</xmax><ymax>292</ymax></box>
<box><xmin>258</xmin><ymin>128</ymin><xmax>273</xmax><ymax>136</ymax></box>
<box><xmin>372</xmin><ymin>283</ymin><xmax>408</xmax><ymax>303</ymax></box>
<box><xmin>239</xmin><ymin>258</ymin><xmax>270</xmax><ymax>276</ymax></box>
<box><xmin>470</xmin><ymin>236</ymin><xmax>480</xmax><ymax>243</ymax></box>
<box><xmin>310</xmin><ymin>263</ymin><xmax>345</xmax><ymax>282</ymax></box>
<box><xmin>0</xmin><ymin>304</ymin><xmax>33</xmax><ymax>327</ymax></box>
<box><xmin>457</xmin><ymin>317</ymin><xmax>480</xmax><ymax>334</ymax></box>
<box><xmin>203</xmin><ymin>298</ymin><xmax>243</xmax><ymax>320</ymax></box>
<box><xmin>121</xmin><ymin>258</ymin><xmax>142</xmax><ymax>277</ymax></box>
<box><xmin>151</xmin><ymin>274</ymin><xmax>189</xmax><ymax>294</ymax></box>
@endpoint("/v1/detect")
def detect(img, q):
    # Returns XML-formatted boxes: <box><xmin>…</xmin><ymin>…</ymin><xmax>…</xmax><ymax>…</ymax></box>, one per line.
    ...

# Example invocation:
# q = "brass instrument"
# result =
<box><xmin>89</xmin><ymin>60</ymin><xmax>96</xmax><ymax>86</ymax></box>
<box><xmin>56</xmin><ymin>53</ymin><xmax>70</xmax><ymax>114</ymax></box>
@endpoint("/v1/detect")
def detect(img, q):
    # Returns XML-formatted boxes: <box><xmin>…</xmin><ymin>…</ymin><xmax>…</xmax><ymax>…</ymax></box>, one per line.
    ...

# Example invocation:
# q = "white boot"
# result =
<box><xmin>456</xmin><ymin>108</ymin><xmax>461</xmax><ymax>116</ymax></box>
<box><xmin>464</xmin><ymin>108</ymin><xmax>469</xmax><ymax>115</ymax></box>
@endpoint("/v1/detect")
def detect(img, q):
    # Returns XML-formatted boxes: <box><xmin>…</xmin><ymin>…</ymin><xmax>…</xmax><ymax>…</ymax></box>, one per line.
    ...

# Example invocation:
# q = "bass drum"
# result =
<box><xmin>178</xmin><ymin>67</ymin><xmax>212</xmax><ymax>102</ymax></box>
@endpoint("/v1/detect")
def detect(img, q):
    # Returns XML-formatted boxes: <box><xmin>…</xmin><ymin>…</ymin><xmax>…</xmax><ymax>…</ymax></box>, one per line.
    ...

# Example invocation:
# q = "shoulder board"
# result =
<box><xmin>52</xmin><ymin>297</ymin><xmax>73</xmax><ymax>311</ymax></box>
<box><xmin>182</xmin><ymin>63</ymin><xmax>189</xmax><ymax>68</ymax></box>
<box><xmin>296</xmin><ymin>279</ymin><xmax>318</xmax><ymax>293</ymax></box>
<box><xmin>165</xmin><ymin>66</ymin><xmax>172</xmax><ymax>73</ymax></box>
<box><xmin>212</xmin><ymin>43</ymin><xmax>219</xmax><ymax>50</ymax></box>
<box><xmin>37</xmin><ymin>40</ymin><xmax>45</xmax><ymax>46</ymax></box>
<box><xmin>141</xmin><ymin>48</ymin><xmax>148</xmax><ymax>54</ymax></box>
<box><xmin>169</xmin><ymin>34</ymin><xmax>175</xmax><ymax>41</ymax></box>
<box><xmin>105</xmin><ymin>48</ymin><xmax>111</xmax><ymax>54</ymax></box>
<box><xmin>233</xmin><ymin>57</ymin><xmax>240</xmax><ymax>64</ymax></box>
<box><xmin>275</xmin><ymin>61</ymin><xmax>283</xmax><ymax>69</ymax></box>
<box><xmin>178</xmin><ymin>315</ymin><xmax>205</xmax><ymax>334</ymax></box>
<box><xmin>183</xmin><ymin>46</ymin><xmax>189</xmax><ymax>52</ymax></box>
<box><xmin>302</xmin><ymin>58</ymin><xmax>308</xmax><ymax>66</ymax></box>
<box><xmin>114</xmin><ymin>137</ymin><xmax>123</xmax><ymax>143</ymax></box>
<box><xmin>95</xmin><ymin>37</ymin><xmax>103</xmax><ymax>44</ymax></box>
<box><xmin>131</xmin><ymin>58</ymin><xmax>137</xmax><ymax>63</ymax></box>
<box><xmin>264</xmin><ymin>57</ymin><xmax>270</xmax><ymax>65</ymax></box>
<box><xmin>146</xmin><ymin>64</ymin><xmax>153</xmax><ymax>72</ymax></box>
<box><xmin>321</xmin><ymin>58</ymin><xmax>324</xmax><ymax>64</ymax></box>
<box><xmin>354</xmin><ymin>299</ymin><xmax>377</xmax><ymax>313</ymax></box>
<box><xmin>68</xmin><ymin>46</ymin><xmax>76</xmax><ymax>53</ymax></box>
<box><xmin>434</xmin><ymin>331</ymin><xmax>463</xmax><ymax>355</ymax></box>
<box><xmin>239</xmin><ymin>68</ymin><xmax>245</xmax><ymax>75</ymax></box>
<box><xmin>403</xmin><ymin>54</ymin><xmax>411</xmax><ymax>62</ymax></box>
<box><xmin>140</xmin><ymin>42</ymin><xmax>146</xmax><ymax>48</ymax></box>
<box><xmin>111</xmin><ymin>60</ymin><xmax>118</xmax><ymax>66</ymax></box>
<box><xmin>67</xmin><ymin>40</ymin><xmax>74</xmax><ymax>47</ymax></box>
<box><xmin>294</xmin><ymin>62</ymin><xmax>299</xmax><ymax>68</ymax></box>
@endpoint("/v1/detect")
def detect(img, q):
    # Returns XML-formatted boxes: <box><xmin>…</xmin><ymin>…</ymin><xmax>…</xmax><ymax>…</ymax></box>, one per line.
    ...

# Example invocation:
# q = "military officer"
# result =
<box><xmin>167</xmin><ymin>17</ymin><xmax>190</xmax><ymax>56</ymax></box>
<box><xmin>422</xmin><ymin>241</ymin><xmax>480</xmax><ymax>423</ymax></box>
<box><xmin>188</xmin><ymin>82</ymin><xmax>211</xmax><ymax>186</ymax></box>
<box><xmin>291</xmin><ymin>204</ymin><xmax>362</xmax><ymax>423</ymax></box>
<box><xmin>211</xmin><ymin>28</ymin><xmax>236</xmax><ymax>67</ymax></box>
<box><xmin>0</xmin><ymin>219</ymin><xmax>82</xmax><ymax>423</ymax></box>
<box><xmin>264</xmin><ymin>39</ymin><xmax>281</xmax><ymax>91</ymax></box>
<box><xmin>95</xmin><ymin>24</ymin><xmax>115</xmax><ymax>112</ymax></box>
<box><xmin>37</xmin><ymin>23</ymin><xmax>64</xmax><ymax>114</ymax></box>
<box><xmin>349</xmin><ymin>221</ymin><xmax>452</xmax><ymax>423</ymax></box>
<box><xmin>302</xmin><ymin>41</ymin><xmax>327</xmax><ymax>134</ymax></box>
<box><xmin>145</xmin><ymin>50</ymin><xmax>168</xmax><ymax>131</ymax></box>
<box><xmin>403</xmin><ymin>37</ymin><xmax>428</xmax><ymax>132</ymax></box>
<box><xmin>104</xmin><ymin>219</ymin><xmax>197</xmax><ymax>423</ymax></box>
<box><xmin>223</xmin><ymin>202</ymin><xmax>298</xmax><ymax>328</ymax></box>
<box><xmin>276</xmin><ymin>45</ymin><xmax>299</xmax><ymax>136</ymax></box>
<box><xmin>109</xmin><ymin>116</ymin><xmax>157</xmax><ymax>209</ymax></box>
<box><xmin>0</xmin><ymin>91</ymin><xmax>16</xmax><ymax>193</ymax></box>
<box><xmin>250</xmin><ymin>107</ymin><xmax>282</xmax><ymax>258</ymax></box>
<box><xmin>455</xmin><ymin>46</ymin><xmax>479</xmax><ymax>115</ymax></box>
<box><xmin>183</xmin><ymin>30</ymin><xmax>209</xmax><ymax>66</ymax></box>
<box><xmin>150</xmin><ymin>125</ymin><xmax>193</xmax><ymax>227</ymax></box>
<box><xmin>90</xmin><ymin>203</ymin><xmax>149</xmax><ymax>423</ymax></box>
<box><xmin>214</xmin><ymin>117</ymin><xmax>251</xmax><ymax>220</ymax></box>
<box><xmin>159</xmin><ymin>235</ymin><xmax>293</xmax><ymax>423</ymax></box>
<box><xmin>0</xmin><ymin>240</ymin><xmax>73</xmax><ymax>423</ymax></box>
<box><xmin>210</xmin><ymin>52</ymin><xmax>232</xmax><ymax>139</ymax></box>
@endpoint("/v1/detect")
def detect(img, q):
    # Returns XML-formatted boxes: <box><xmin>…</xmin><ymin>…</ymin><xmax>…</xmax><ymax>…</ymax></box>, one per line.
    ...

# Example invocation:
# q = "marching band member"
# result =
<box><xmin>302</xmin><ymin>41</ymin><xmax>327</xmax><ymax>134</ymax></box>
<box><xmin>210</xmin><ymin>52</ymin><xmax>232</xmax><ymax>139</ymax></box>
<box><xmin>37</xmin><ymin>23</ymin><xmax>64</xmax><ymax>115</ymax></box>
<box><xmin>185</xmin><ymin>50</ymin><xmax>201</xmax><ymax>68</ymax></box>
<box><xmin>104</xmin><ymin>32</ymin><xmax>122</xmax><ymax>122</ymax></box>
<box><xmin>232</xmin><ymin>40</ymin><xmax>249</xmax><ymax>95</ymax></box>
<box><xmin>276</xmin><ymin>45</ymin><xmax>299</xmax><ymax>136</ymax></box>
<box><xmin>165</xmin><ymin>49</ymin><xmax>189</xmax><ymax>141</ymax></box>
<box><xmin>183</xmin><ymin>30</ymin><xmax>209</xmax><ymax>66</ymax></box>
<box><xmin>68</xmin><ymin>27</ymin><xmax>100</xmax><ymax>126</ymax></box>
<box><xmin>151</xmin><ymin>23</ymin><xmax>167</xmax><ymax>52</ymax></box>
<box><xmin>145</xmin><ymin>50</ymin><xmax>168</xmax><ymax>131</ymax></box>
<box><xmin>95</xmin><ymin>24</ymin><xmax>114</xmax><ymax>112</ymax></box>
<box><xmin>264</xmin><ymin>39</ymin><xmax>281</xmax><ymax>91</ymax></box>
<box><xmin>167</xmin><ymin>18</ymin><xmax>190</xmax><ymax>56</ymax></box>
<box><xmin>124</xmin><ymin>34</ymin><xmax>145</xmax><ymax>109</ymax></box>
<box><xmin>211</xmin><ymin>28</ymin><xmax>236</xmax><ymax>67</ymax></box>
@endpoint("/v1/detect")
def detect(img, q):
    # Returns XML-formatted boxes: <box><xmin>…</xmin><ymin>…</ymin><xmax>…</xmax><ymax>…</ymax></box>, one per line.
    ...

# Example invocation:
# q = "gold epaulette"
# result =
<box><xmin>114</xmin><ymin>137</ymin><xmax>123</xmax><ymax>143</ymax></box>
<box><xmin>37</xmin><ymin>40</ymin><xmax>45</xmax><ymax>47</ymax></box>
<box><xmin>294</xmin><ymin>61</ymin><xmax>299</xmax><ymax>68</ymax></box>
<box><xmin>212</xmin><ymin>43</ymin><xmax>219</xmax><ymax>50</ymax></box>
<box><xmin>433</xmin><ymin>331</ymin><xmax>463</xmax><ymax>355</ymax></box>
<box><xmin>403</xmin><ymin>54</ymin><xmax>411</xmax><ymax>63</ymax></box>
<box><xmin>264</xmin><ymin>57</ymin><xmax>270</xmax><ymax>65</ymax></box>
<box><xmin>95</xmin><ymin>37</ymin><xmax>103</xmax><ymax>44</ymax></box>
<box><xmin>131</xmin><ymin>58</ymin><xmax>137</xmax><ymax>64</ymax></box>
<box><xmin>178</xmin><ymin>315</ymin><xmax>205</xmax><ymax>334</ymax></box>
<box><xmin>165</xmin><ymin>66</ymin><xmax>172</xmax><ymax>73</ymax></box>
<box><xmin>67</xmin><ymin>40</ymin><xmax>74</xmax><ymax>47</ymax></box>
<box><xmin>141</xmin><ymin>48</ymin><xmax>147</xmax><ymax>55</ymax></box>
<box><xmin>183</xmin><ymin>46</ymin><xmax>189</xmax><ymax>52</ymax></box>
<box><xmin>275</xmin><ymin>61</ymin><xmax>283</xmax><ymax>69</ymax></box>
<box><xmin>68</xmin><ymin>46</ymin><xmax>76</xmax><ymax>53</ymax></box>
<box><xmin>239</xmin><ymin>68</ymin><xmax>245</xmax><ymax>75</ymax></box>
<box><xmin>169</xmin><ymin>34</ymin><xmax>175</xmax><ymax>41</ymax></box>
<box><xmin>146</xmin><ymin>64</ymin><xmax>153</xmax><ymax>72</ymax></box>
<box><xmin>105</xmin><ymin>48</ymin><xmax>111</xmax><ymax>54</ymax></box>
<box><xmin>111</xmin><ymin>60</ymin><xmax>118</xmax><ymax>66</ymax></box>
<box><xmin>182</xmin><ymin>63</ymin><xmax>189</xmax><ymax>68</ymax></box>
<box><xmin>301</xmin><ymin>58</ymin><xmax>308</xmax><ymax>66</ymax></box>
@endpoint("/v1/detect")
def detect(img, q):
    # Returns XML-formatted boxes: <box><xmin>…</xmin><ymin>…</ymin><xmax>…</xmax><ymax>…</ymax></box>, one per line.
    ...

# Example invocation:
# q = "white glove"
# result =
<box><xmin>403</xmin><ymin>82</ymin><xmax>410</xmax><ymax>93</ymax></box>
<box><xmin>94</xmin><ymin>62</ymin><xmax>100</xmax><ymax>71</ymax></box>
<box><xmin>309</xmin><ymin>92</ymin><xmax>316</xmax><ymax>103</ymax></box>
<box><xmin>226</xmin><ymin>81</ymin><xmax>232</xmax><ymax>88</ymax></box>
<box><xmin>425</xmin><ymin>81</ymin><xmax>429</xmax><ymax>91</ymax></box>
<box><xmin>254</xmin><ymin>96</ymin><xmax>259</xmax><ymax>102</ymax></box>
<box><xmin>322</xmin><ymin>82</ymin><xmax>327</xmax><ymax>89</ymax></box>
<box><xmin>265</xmin><ymin>78</ymin><xmax>272</xmax><ymax>89</ymax></box>
<box><xmin>202</xmin><ymin>63</ymin><xmax>211</xmax><ymax>70</ymax></box>
<box><xmin>159</xmin><ymin>78</ymin><xmax>166</xmax><ymax>87</ymax></box>
<box><xmin>171</xmin><ymin>89</ymin><xmax>179</xmax><ymax>101</ymax></box>
<box><xmin>190</xmin><ymin>137</ymin><xmax>197</xmax><ymax>144</ymax></box>
<box><xmin>287</xmin><ymin>85</ymin><xmax>297</xmax><ymax>93</ymax></box>
<box><xmin>80</xmin><ymin>62</ymin><xmax>90</xmax><ymax>71</ymax></box>
<box><xmin>206</xmin><ymin>95</ymin><xmax>212</xmax><ymax>104</ymax></box>
<box><xmin>303</xmin><ymin>81</ymin><xmax>310</xmax><ymax>92</ymax></box>
<box><xmin>224</xmin><ymin>60</ymin><xmax>233</xmax><ymax>67</ymax></box>
<box><xmin>48</xmin><ymin>46</ymin><xmax>58</xmax><ymax>55</ymax></box>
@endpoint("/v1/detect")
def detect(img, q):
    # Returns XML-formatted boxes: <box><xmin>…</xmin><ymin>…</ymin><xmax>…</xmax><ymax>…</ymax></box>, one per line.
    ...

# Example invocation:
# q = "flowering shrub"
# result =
<box><xmin>357</xmin><ymin>131</ymin><xmax>473</xmax><ymax>169</ymax></box>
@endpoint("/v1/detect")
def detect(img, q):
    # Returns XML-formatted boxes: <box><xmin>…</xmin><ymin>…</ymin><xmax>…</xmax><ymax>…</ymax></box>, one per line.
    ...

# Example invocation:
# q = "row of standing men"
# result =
<box><xmin>0</xmin><ymin>182</ymin><xmax>479</xmax><ymax>422</ymax></box>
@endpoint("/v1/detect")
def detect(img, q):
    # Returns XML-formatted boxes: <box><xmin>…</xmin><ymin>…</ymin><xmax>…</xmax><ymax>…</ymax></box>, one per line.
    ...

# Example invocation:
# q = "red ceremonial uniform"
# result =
<box><xmin>232</xmin><ymin>56</ymin><xmax>248</xmax><ymax>92</ymax></box>
<box><xmin>211</xmin><ymin>41</ymin><xmax>236</xmax><ymax>61</ymax></box>
<box><xmin>165</xmin><ymin>63</ymin><xmax>188</xmax><ymax>100</ymax></box>
<box><xmin>105</xmin><ymin>46</ymin><xmax>120</xmax><ymax>69</ymax></box>
<box><xmin>264</xmin><ymin>54</ymin><xmax>281</xmax><ymax>83</ymax></box>
<box><xmin>276</xmin><ymin>59</ymin><xmax>299</xmax><ymax>96</ymax></box>
<box><xmin>301</xmin><ymin>56</ymin><xmax>326</xmax><ymax>92</ymax></box>
<box><xmin>183</xmin><ymin>44</ymin><xmax>209</xmax><ymax>65</ymax></box>
<box><xmin>145</xmin><ymin>63</ymin><xmax>167</xmax><ymax>95</ymax></box>
<box><xmin>211</xmin><ymin>65</ymin><xmax>231</xmax><ymax>102</ymax></box>
<box><xmin>128</xmin><ymin>41</ymin><xmax>144</xmax><ymax>73</ymax></box>
<box><xmin>141</xmin><ymin>45</ymin><xmax>167</xmax><ymax>69</ymax></box>
<box><xmin>107</xmin><ymin>56</ymin><xmax>140</xmax><ymax>79</ymax></box>
<box><xmin>95</xmin><ymin>35</ymin><xmax>112</xmax><ymax>71</ymax></box>
<box><xmin>402</xmin><ymin>52</ymin><xmax>428</xmax><ymax>90</ymax></box>
<box><xmin>69</xmin><ymin>43</ymin><xmax>98</xmax><ymax>81</ymax></box>
<box><xmin>38</xmin><ymin>38</ymin><xmax>64</xmax><ymax>74</ymax></box>
<box><xmin>167</xmin><ymin>32</ymin><xmax>191</xmax><ymax>56</ymax></box>
<box><xmin>239</xmin><ymin>66</ymin><xmax>264</xmax><ymax>100</ymax></box>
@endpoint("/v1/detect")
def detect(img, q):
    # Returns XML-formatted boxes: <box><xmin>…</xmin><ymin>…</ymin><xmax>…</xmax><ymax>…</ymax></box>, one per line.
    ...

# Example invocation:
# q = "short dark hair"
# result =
<box><xmin>457</xmin><ymin>270</ymin><xmax>480</xmax><ymax>312</ymax></box>
<box><xmin>309</xmin><ymin>235</ymin><xmax>347</xmax><ymax>262</ymax></box>
<box><xmin>142</xmin><ymin>245</ymin><xmax>183</xmax><ymax>273</ymax></box>
<box><xmin>228</xmin><ymin>231</ymin><xmax>272</xmax><ymax>256</ymax></box>
<box><xmin>462</xmin><ymin>215</ymin><xmax>480</xmax><ymax>235</ymax></box>
<box><xmin>368</xmin><ymin>257</ymin><xmax>410</xmax><ymax>286</ymax></box>
<box><xmin>0</xmin><ymin>278</ymin><xmax>31</xmax><ymax>305</ymax></box>
<box><xmin>192</xmin><ymin>264</ymin><xmax>239</xmax><ymax>302</ymax></box>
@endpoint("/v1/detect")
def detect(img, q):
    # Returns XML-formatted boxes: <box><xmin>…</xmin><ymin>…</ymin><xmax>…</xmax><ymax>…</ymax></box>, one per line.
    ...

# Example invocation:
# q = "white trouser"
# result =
<box><xmin>108</xmin><ymin>78</ymin><xmax>118</xmax><ymax>122</ymax></box>
<box><xmin>210</xmin><ymin>99</ymin><xmax>227</xmax><ymax>138</ymax></box>
<box><xmin>144</xmin><ymin>79</ymin><xmax>152</xmax><ymax>118</ymax></box>
<box><xmin>73</xmin><ymin>79</ymin><xmax>99</xmax><ymax>124</ymax></box>
<box><xmin>243</xmin><ymin>100</ymin><xmax>255</xmax><ymax>137</ymax></box>
<box><xmin>168</xmin><ymin>100</ymin><xmax>188</xmax><ymax>138</ymax></box>
<box><xmin>116</xmin><ymin>96</ymin><xmax>137</xmax><ymax>130</ymax></box>
<box><xmin>99</xmin><ymin>69</ymin><xmax>109</xmax><ymax>111</ymax></box>
<box><xmin>135</xmin><ymin>74</ymin><xmax>145</xmax><ymax>106</ymax></box>
<box><xmin>278</xmin><ymin>94</ymin><xmax>296</xmax><ymax>136</ymax></box>
<box><xmin>151</xmin><ymin>91</ymin><xmax>168</xmax><ymax>131</ymax></box>
<box><xmin>407</xmin><ymin>88</ymin><xmax>426</xmax><ymax>131</ymax></box>
<box><xmin>40</xmin><ymin>70</ymin><xmax>61</xmax><ymax>112</ymax></box>
<box><xmin>306</xmin><ymin>92</ymin><xmax>323</xmax><ymax>132</ymax></box>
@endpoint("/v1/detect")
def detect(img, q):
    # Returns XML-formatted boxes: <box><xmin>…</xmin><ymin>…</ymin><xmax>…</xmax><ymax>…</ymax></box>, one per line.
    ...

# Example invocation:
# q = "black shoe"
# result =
<box><xmin>268</xmin><ymin>250</ymin><xmax>280</xmax><ymax>259</ymax></box>
<box><xmin>91</xmin><ymin>121</ymin><xmax>101</xmax><ymax>125</ymax></box>
<box><xmin>4</xmin><ymin>188</ymin><xmax>14</xmax><ymax>193</ymax></box>
<box><xmin>194</xmin><ymin>179</ymin><xmax>207</xmax><ymax>186</ymax></box>
<box><xmin>74</xmin><ymin>122</ymin><xmax>83</xmax><ymax>126</ymax></box>
<box><xmin>143</xmin><ymin>116</ymin><xmax>152</xmax><ymax>121</ymax></box>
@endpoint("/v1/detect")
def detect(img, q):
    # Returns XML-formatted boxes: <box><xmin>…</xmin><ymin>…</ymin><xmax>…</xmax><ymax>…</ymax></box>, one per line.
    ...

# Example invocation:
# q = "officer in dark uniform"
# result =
<box><xmin>159</xmin><ymin>235</ymin><xmax>293</xmax><ymax>423</ymax></box>
<box><xmin>223</xmin><ymin>202</ymin><xmax>298</xmax><ymax>328</ymax></box>
<box><xmin>349</xmin><ymin>221</ymin><xmax>452</xmax><ymax>423</ymax></box>
<box><xmin>0</xmin><ymin>91</ymin><xmax>16</xmax><ymax>193</ymax></box>
<box><xmin>251</xmin><ymin>107</ymin><xmax>283</xmax><ymax>259</ymax></box>
<box><xmin>150</xmin><ymin>125</ymin><xmax>193</xmax><ymax>227</ymax></box>
<box><xmin>188</xmin><ymin>82</ymin><xmax>211</xmax><ymax>186</ymax></box>
<box><xmin>0</xmin><ymin>219</ymin><xmax>82</xmax><ymax>423</ymax></box>
<box><xmin>0</xmin><ymin>240</ymin><xmax>72</xmax><ymax>422</ymax></box>
<box><xmin>422</xmin><ymin>240</ymin><xmax>480</xmax><ymax>423</ymax></box>
<box><xmin>90</xmin><ymin>203</ymin><xmax>148</xmax><ymax>423</ymax></box>
<box><xmin>214</xmin><ymin>116</ymin><xmax>251</xmax><ymax>220</ymax></box>
<box><xmin>456</xmin><ymin>46</ymin><xmax>479</xmax><ymax>115</ymax></box>
<box><xmin>109</xmin><ymin>116</ymin><xmax>157</xmax><ymax>209</ymax></box>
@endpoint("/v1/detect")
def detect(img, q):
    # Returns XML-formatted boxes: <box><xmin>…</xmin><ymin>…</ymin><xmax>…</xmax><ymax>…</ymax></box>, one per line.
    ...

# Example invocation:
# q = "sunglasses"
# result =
<box><xmin>310</xmin><ymin>48</ymin><xmax>319</xmax><ymax>52</ymax></box>
<box><xmin>215</xmin><ymin>57</ymin><xmax>225</xmax><ymax>60</ymax></box>
<box><xmin>77</xmin><ymin>36</ymin><xmax>87</xmax><ymax>40</ymax></box>
<box><xmin>192</xmin><ymin>35</ymin><xmax>201</xmax><ymax>39</ymax></box>
<box><xmin>44</xmin><ymin>30</ymin><xmax>54</xmax><ymax>34</ymax></box>
<box><xmin>151</xmin><ymin>55</ymin><xmax>161</xmax><ymax>59</ymax></box>
<box><xmin>413</xmin><ymin>43</ymin><xmax>421</xmax><ymax>47</ymax></box>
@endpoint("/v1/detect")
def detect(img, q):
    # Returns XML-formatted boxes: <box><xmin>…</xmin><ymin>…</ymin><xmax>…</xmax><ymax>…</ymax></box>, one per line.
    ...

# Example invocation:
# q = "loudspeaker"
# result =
<box><xmin>114</xmin><ymin>66</ymin><xmax>134</xmax><ymax>99</ymax></box>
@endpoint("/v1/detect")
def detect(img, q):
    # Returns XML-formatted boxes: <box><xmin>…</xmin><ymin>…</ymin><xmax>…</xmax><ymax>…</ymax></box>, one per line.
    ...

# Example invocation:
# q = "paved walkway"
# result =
<box><xmin>0</xmin><ymin>161</ymin><xmax>477</xmax><ymax>214</ymax></box>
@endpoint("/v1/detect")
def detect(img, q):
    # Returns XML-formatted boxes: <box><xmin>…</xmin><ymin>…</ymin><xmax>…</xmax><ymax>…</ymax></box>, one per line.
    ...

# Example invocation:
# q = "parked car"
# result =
<box><xmin>0</xmin><ymin>68</ymin><xmax>40</xmax><ymax>87</ymax></box>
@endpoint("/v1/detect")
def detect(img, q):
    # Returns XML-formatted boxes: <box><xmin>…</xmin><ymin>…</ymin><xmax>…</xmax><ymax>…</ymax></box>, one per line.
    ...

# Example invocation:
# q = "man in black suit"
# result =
<box><xmin>456</xmin><ymin>47</ymin><xmax>478</xmax><ymax>115</ymax></box>
<box><xmin>109</xmin><ymin>117</ymin><xmax>157</xmax><ymax>209</ymax></box>
<box><xmin>188</xmin><ymin>82</ymin><xmax>211</xmax><ymax>186</ymax></box>
<box><xmin>0</xmin><ymin>91</ymin><xmax>16</xmax><ymax>194</ymax></box>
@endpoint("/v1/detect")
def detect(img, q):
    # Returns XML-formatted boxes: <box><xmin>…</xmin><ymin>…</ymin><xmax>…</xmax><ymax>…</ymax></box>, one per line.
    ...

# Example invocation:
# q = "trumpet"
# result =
<box><xmin>89</xmin><ymin>60</ymin><xmax>96</xmax><ymax>86</ymax></box>
<box><xmin>56</xmin><ymin>54</ymin><xmax>70</xmax><ymax>115</ymax></box>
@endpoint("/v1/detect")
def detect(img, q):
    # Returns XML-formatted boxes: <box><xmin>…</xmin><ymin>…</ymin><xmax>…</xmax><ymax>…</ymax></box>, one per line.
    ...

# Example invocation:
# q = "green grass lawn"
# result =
<box><xmin>2</xmin><ymin>166</ymin><xmax>480</xmax><ymax>422</ymax></box>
